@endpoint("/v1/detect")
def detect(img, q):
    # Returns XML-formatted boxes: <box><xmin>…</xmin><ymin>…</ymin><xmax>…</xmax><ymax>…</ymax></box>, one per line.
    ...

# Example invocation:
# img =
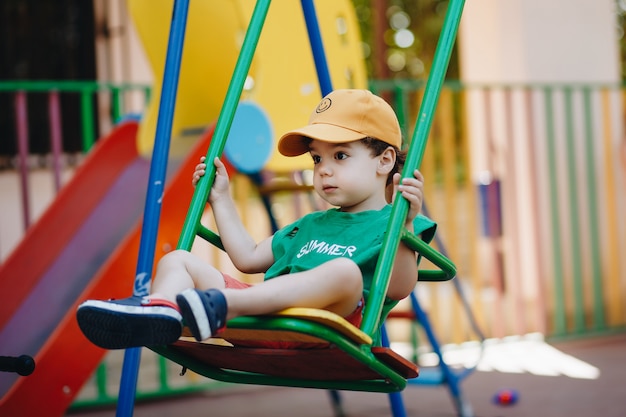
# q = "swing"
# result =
<box><xmin>146</xmin><ymin>0</ymin><xmax>464</xmax><ymax>394</ymax></box>
<box><xmin>135</xmin><ymin>0</ymin><xmax>464</xmax><ymax>399</ymax></box>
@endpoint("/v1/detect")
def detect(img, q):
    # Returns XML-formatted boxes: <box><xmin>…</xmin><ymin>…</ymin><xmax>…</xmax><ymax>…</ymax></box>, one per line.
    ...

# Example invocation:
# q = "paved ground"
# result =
<box><xmin>66</xmin><ymin>332</ymin><xmax>626</xmax><ymax>417</ymax></box>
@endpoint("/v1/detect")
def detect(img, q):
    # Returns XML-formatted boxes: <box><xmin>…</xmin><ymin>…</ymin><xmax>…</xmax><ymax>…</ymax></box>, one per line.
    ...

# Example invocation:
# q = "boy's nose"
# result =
<box><xmin>317</xmin><ymin>163</ymin><xmax>332</xmax><ymax>176</ymax></box>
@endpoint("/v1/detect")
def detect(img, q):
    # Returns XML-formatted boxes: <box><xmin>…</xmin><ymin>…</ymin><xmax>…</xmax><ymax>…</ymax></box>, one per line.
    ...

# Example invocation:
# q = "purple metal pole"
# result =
<box><xmin>15</xmin><ymin>91</ymin><xmax>31</xmax><ymax>230</ymax></box>
<box><xmin>48</xmin><ymin>91</ymin><xmax>63</xmax><ymax>192</ymax></box>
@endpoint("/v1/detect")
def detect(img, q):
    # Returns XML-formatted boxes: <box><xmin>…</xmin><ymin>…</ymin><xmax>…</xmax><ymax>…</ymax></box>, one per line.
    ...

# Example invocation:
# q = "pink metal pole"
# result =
<box><xmin>15</xmin><ymin>91</ymin><xmax>31</xmax><ymax>230</ymax></box>
<box><xmin>48</xmin><ymin>91</ymin><xmax>63</xmax><ymax>192</ymax></box>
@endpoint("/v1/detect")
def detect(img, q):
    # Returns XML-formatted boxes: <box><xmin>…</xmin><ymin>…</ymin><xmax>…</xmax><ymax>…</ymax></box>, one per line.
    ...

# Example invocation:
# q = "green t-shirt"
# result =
<box><xmin>265</xmin><ymin>205</ymin><xmax>436</xmax><ymax>334</ymax></box>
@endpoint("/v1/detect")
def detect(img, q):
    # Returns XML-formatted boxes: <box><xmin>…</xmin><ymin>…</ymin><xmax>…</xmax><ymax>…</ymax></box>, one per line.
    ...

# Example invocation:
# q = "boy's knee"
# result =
<box><xmin>331</xmin><ymin>258</ymin><xmax>362</xmax><ymax>288</ymax></box>
<box><xmin>159</xmin><ymin>249</ymin><xmax>191</xmax><ymax>266</ymax></box>
<box><xmin>329</xmin><ymin>257</ymin><xmax>357</xmax><ymax>271</ymax></box>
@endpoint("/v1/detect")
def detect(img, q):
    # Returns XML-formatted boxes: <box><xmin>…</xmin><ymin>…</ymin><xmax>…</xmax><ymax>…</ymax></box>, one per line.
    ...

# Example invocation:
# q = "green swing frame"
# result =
<box><xmin>150</xmin><ymin>0</ymin><xmax>464</xmax><ymax>393</ymax></box>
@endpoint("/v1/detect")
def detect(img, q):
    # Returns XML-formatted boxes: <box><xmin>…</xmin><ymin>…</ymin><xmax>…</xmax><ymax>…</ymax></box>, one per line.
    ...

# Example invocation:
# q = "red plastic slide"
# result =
<box><xmin>0</xmin><ymin>120</ymin><xmax>214</xmax><ymax>416</ymax></box>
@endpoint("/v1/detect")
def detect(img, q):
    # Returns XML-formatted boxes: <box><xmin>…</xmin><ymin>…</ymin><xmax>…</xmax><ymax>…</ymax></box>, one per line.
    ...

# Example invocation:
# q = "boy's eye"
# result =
<box><xmin>311</xmin><ymin>155</ymin><xmax>321</xmax><ymax>164</ymax></box>
<box><xmin>335</xmin><ymin>152</ymin><xmax>348</xmax><ymax>160</ymax></box>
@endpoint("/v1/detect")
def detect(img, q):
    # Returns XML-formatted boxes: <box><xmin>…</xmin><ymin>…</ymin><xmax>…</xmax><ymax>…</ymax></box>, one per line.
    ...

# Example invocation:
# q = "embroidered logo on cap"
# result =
<box><xmin>315</xmin><ymin>98</ymin><xmax>332</xmax><ymax>113</ymax></box>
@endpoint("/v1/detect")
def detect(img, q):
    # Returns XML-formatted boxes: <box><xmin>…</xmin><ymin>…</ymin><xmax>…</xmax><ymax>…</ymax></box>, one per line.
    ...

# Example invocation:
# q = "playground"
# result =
<box><xmin>1</xmin><ymin>0</ymin><xmax>625</xmax><ymax>416</ymax></box>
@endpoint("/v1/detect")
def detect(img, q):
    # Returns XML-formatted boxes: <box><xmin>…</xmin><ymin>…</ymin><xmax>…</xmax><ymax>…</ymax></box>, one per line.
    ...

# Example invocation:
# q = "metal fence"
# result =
<box><xmin>371</xmin><ymin>79</ymin><xmax>626</xmax><ymax>341</ymax></box>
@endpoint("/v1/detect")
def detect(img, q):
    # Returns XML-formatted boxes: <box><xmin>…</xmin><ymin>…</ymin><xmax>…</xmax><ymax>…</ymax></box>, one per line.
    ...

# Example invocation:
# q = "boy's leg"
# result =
<box><xmin>177</xmin><ymin>258</ymin><xmax>363</xmax><ymax>341</ymax></box>
<box><xmin>225</xmin><ymin>257</ymin><xmax>363</xmax><ymax>318</ymax></box>
<box><xmin>77</xmin><ymin>250</ymin><xmax>225</xmax><ymax>349</ymax></box>
<box><xmin>151</xmin><ymin>249</ymin><xmax>226</xmax><ymax>301</ymax></box>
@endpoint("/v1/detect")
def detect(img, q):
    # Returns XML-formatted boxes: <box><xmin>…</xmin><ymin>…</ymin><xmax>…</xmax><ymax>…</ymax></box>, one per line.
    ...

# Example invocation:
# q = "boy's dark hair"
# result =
<box><xmin>361</xmin><ymin>137</ymin><xmax>406</xmax><ymax>186</ymax></box>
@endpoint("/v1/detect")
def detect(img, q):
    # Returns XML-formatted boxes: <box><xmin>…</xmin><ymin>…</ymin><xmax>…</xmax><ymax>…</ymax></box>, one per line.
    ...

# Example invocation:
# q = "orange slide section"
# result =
<box><xmin>0</xmin><ymin>120</ymin><xmax>214</xmax><ymax>416</ymax></box>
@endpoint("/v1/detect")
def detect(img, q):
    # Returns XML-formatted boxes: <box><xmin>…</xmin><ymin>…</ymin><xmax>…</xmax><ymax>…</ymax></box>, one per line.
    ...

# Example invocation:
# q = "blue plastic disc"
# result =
<box><xmin>223</xmin><ymin>101</ymin><xmax>274</xmax><ymax>174</ymax></box>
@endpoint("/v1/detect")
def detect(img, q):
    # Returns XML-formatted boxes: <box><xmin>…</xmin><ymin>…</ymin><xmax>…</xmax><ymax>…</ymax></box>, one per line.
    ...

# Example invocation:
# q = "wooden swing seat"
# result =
<box><xmin>169</xmin><ymin>341</ymin><xmax>417</xmax><ymax>381</ymax></box>
<box><xmin>151</xmin><ymin>308</ymin><xmax>418</xmax><ymax>392</ymax></box>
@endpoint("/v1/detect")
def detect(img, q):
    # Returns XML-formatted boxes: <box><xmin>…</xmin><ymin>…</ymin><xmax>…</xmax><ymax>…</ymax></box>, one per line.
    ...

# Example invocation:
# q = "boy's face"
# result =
<box><xmin>308</xmin><ymin>139</ymin><xmax>394</xmax><ymax>212</ymax></box>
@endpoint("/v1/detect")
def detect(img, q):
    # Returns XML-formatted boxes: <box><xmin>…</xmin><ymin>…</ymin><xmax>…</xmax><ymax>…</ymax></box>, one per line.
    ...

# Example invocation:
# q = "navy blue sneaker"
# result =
<box><xmin>76</xmin><ymin>296</ymin><xmax>182</xmax><ymax>349</ymax></box>
<box><xmin>176</xmin><ymin>289</ymin><xmax>227</xmax><ymax>341</ymax></box>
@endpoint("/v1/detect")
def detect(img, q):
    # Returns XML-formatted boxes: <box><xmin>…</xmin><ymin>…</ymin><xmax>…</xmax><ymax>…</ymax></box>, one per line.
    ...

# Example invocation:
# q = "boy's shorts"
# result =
<box><xmin>222</xmin><ymin>273</ymin><xmax>364</xmax><ymax>349</ymax></box>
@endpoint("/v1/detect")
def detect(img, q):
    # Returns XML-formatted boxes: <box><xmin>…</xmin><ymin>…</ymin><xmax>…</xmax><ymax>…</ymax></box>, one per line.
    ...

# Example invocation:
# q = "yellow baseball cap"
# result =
<box><xmin>278</xmin><ymin>89</ymin><xmax>402</xmax><ymax>157</ymax></box>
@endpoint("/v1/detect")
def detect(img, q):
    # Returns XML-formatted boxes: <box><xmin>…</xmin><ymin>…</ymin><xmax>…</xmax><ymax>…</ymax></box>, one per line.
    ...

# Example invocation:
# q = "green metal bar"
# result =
<box><xmin>393</xmin><ymin>83</ymin><xmax>408</xmax><ymax>141</ymax></box>
<box><xmin>151</xmin><ymin>317</ymin><xmax>409</xmax><ymax>392</ymax></box>
<box><xmin>564</xmin><ymin>87</ymin><xmax>585</xmax><ymax>333</ymax></box>
<box><xmin>72</xmin><ymin>378</ymin><xmax>225</xmax><ymax>409</ymax></box>
<box><xmin>226</xmin><ymin>318</ymin><xmax>406</xmax><ymax>390</ymax></box>
<box><xmin>149</xmin><ymin>352</ymin><xmax>404</xmax><ymax>393</ymax></box>
<box><xmin>158</xmin><ymin>355</ymin><xmax>170</xmax><ymax>390</ymax></box>
<box><xmin>361</xmin><ymin>0</ymin><xmax>465</xmax><ymax>337</ymax></box>
<box><xmin>197</xmin><ymin>225</ymin><xmax>224</xmax><ymax>250</ymax></box>
<box><xmin>417</xmin><ymin>270</ymin><xmax>449</xmax><ymax>282</ymax></box>
<box><xmin>401</xmin><ymin>229</ymin><xmax>456</xmax><ymax>278</ymax></box>
<box><xmin>177</xmin><ymin>0</ymin><xmax>271</xmax><ymax>251</ymax></box>
<box><xmin>111</xmin><ymin>86</ymin><xmax>123</xmax><ymax>122</ymax></box>
<box><xmin>0</xmin><ymin>82</ymin><xmax>151</xmax><ymax>150</ymax></box>
<box><xmin>143</xmin><ymin>85</ymin><xmax>152</xmax><ymax>105</ymax></box>
<box><xmin>5</xmin><ymin>79</ymin><xmax>625</xmax><ymax>94</ymax></box>
<box><xmin>80</xmin><ymin>90</ymin><xmax>96</xmax><ymax>151</ymax></box>
<box><xmin>582</xmin><ymin>87</ymin><xmax>606</xmax><ymax>330</ymax></box>
<box><xmin>0</xmin><ymin>80</ymin><xmax>149</xmax><ymax>92</ymax></box>
<box><xmin>95</xmin><ymin>362</ymin><xmax>111</xmax><ymax>401</ymax></box>
<box><xmin>543</xmin><ymin>87</ymin><xmax>567</xmax><ymax>335</ymax></box>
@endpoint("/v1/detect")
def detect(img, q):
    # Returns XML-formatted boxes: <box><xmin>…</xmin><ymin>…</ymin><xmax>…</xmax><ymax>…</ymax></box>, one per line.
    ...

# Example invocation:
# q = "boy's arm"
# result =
<box><xmin>204</xmin><ymin>157</ymin><xmax>275</xmax><ymax>273</ymax></box>
<box><xmin>386</xmin><ymin>169</ymin><xmax>424</xmax><ymax>300</ymax></box>
<box><xmin>387</xmin><ymin>224</ymin><xmax>419</xmax><ymax>300</ymax></box>
<box><xmin>212</xmin><ymin>194</ymin><xmax>275</xmax><ymax>273</ymax></box>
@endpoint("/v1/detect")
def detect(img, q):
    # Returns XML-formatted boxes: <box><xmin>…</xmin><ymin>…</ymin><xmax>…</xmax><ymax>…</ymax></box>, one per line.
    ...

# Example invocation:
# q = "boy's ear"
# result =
<box><xmin>377</xmin><ymin>147</ymin><xmax>396</xmax><ymax>175</ymax></box>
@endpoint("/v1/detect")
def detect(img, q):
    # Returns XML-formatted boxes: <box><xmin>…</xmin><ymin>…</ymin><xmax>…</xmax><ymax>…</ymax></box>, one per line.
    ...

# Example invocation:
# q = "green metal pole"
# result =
<box><xmin>177</xmin><ymin>0</ymin><xmax>272</xmax><ymax>251</ymax></box>
<box><xmin>582</xmin><ymin>87</ymin><xmax>606</xmax><ymax>330</ymax></box>
<box><xmin>80</xmin><ymin>90</ymin><xmax>96</xmax><ymax>151</ymax></box>
<box><xmin>544</xmin><ymin>87</ymin><xmax>567</xmax><ymax>335</ymax></box>
<box><xmin>143</xmin><ymin>86</ymin><xmax>152</xmax><ymax>106</ymax></box>
<box><xmin>393</xmin><ymin>83</ymin><xmax>408</xmax><ymax>142</ymax></box>
<box><xmin>564</xmin><ymin>87</ymin><xmax>585</xmax><ymax>333</ymax></box>
<box><xmin>361</xmin><ymin>0</ymin><xmax>465</xmax><ymax>337</ymax></box>
<box><xmin>111</xmin><ymin>86</ymin><xmax>122</xmax><ymax>122</ymax></box>
<box><xmin>95</xmin><ymin>363</ymin><xmax>110</xmax><ymax>401</ymax></box>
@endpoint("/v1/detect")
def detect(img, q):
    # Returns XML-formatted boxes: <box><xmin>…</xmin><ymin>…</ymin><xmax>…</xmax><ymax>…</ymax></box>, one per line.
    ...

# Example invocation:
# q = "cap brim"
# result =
<box><xmin>278</xmin><ymin>123</ymin><xmax>367</xmax><ymax>157</ymax></box>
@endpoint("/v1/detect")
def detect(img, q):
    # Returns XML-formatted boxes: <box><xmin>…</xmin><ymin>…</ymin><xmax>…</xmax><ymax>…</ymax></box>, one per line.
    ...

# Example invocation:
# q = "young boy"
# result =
<box><xmin>77</xmin><ymin>89</ymin><xmax>435</xmax><ymax>349</ymax></box>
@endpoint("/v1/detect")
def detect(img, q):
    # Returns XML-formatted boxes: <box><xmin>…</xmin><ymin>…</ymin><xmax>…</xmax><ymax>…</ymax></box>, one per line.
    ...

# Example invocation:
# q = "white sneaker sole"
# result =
<box><xmin>78</xmin><ymin>299</ymin><xmax>182</xmax><ymax>321</ymax></box>
<box><xmin>179</xmin><ymin>289</ymin><xmax>212</xmax><ymax>340</ymax></box>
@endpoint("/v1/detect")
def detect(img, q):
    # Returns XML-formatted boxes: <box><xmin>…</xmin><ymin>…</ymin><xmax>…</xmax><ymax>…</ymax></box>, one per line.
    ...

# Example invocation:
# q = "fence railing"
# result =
<box><xmin>371</xmin><ymin>79</ymin><xmax>626</xmax><ymax>341</ymax></box>
<box><xmin>1</xmin><ymin>80</ymin><xmax>625</xmax><ymax>407</ymax></box>
<box><xmin>0</xmin><ymin>81</ymin><xmax>150</xmax><ymax>235</ymax></box>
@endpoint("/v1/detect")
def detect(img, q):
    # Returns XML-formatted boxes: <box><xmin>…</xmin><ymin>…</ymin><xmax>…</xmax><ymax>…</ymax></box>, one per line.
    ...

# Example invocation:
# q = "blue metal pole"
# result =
<box><xmin>382</xmin><ymin>326</ymin><xmax>408</xmax><ymax>417</ymax></box>
<box><xmin>300</xmin><ymin>0</ymin><xmax>333</xmax><ymax>96</ymax></box>
<box><xmin>116</xmin><ymin>0</ymin><xmax>190</xmax><ymax>415</ymax></box>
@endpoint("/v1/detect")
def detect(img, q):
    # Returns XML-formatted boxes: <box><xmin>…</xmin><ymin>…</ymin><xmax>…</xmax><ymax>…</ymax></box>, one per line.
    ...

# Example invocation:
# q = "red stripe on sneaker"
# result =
<box><xmin>143</xmin><ymin>298</ymin><xmax>181</xmax><ymax>312</ymax></box>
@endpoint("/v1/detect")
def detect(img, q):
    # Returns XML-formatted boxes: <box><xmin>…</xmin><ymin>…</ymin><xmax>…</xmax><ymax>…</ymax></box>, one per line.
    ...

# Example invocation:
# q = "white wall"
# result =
<box><xmin>459</xmin><ymin>0</ymin><xmax>620</xmax><ymax>83</ymax></box>
<box><xmin>456</xmin><ymin>0</ymin><xmax>623</xmax><ymax>333</ymax></box>
<box><xmin>93</xmin><ymin>0</ymin><xmax>153</xmax><ymax>134</ymax></box>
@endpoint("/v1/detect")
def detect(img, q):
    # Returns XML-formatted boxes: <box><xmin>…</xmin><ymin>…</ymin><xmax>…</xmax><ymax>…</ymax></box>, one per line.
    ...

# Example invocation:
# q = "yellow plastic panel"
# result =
<box><xmin>128</xmin><ymin>0</ymin><xmax>367</xmax><ymax>171</ymax></box>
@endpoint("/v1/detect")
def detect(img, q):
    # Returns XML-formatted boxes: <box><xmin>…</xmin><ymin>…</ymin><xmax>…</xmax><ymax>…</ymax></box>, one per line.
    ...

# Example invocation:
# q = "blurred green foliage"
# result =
<box><xmin>351</xmin><ymin>0</ymin><xmax>459</xmax><ymax>80</ymax></box>
<box><xmin>616</xmin><ymin>0</ymin><xmax>626</xmax><ymax>79</ymax></box>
